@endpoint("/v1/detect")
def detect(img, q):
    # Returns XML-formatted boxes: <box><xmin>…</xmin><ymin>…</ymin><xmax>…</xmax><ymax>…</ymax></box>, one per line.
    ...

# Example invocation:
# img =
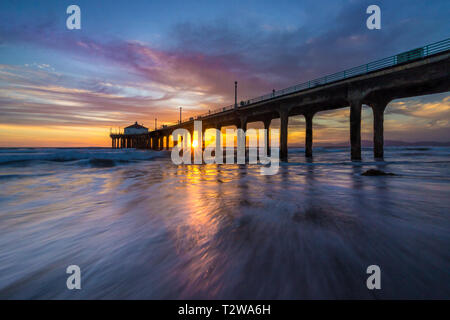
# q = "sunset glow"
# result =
<box><xmin>0</xmin><ymin>0</ymin><xmax>449</xmax><ymax>302</ymax></box>
<box><xmin>0</xmin><ymin>1</ymin><xmax>448</xmax><ymax>147</ymax></box>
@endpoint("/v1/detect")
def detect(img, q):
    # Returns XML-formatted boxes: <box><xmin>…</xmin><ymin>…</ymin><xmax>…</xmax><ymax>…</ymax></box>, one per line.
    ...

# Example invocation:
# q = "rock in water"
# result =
<box><xmin>362</xmin><ymin>169</ymin><xmax>396</xmax><ymax>176</ymax></box>
<box><xmin>89</xmin><ymin>158</ymin><xmax>116</xmax><ymax>168</ymax></box>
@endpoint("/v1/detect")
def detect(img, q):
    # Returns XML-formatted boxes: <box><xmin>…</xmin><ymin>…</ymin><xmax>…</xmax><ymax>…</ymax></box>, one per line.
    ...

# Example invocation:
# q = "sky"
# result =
<box><xmin>0</xmin><ymin>0</ymin><xmax>449</xmax><ymax>147</ymax></box>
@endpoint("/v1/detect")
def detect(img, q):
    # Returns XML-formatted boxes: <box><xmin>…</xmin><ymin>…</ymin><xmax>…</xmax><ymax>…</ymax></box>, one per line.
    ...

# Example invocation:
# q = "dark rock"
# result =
<box><xmin>361</xmin><ymin>169</ymin><xmax>396</xmax><ymax>176</ymax></box>
<box><xmin>89</xmin><ymin>158</ymin><xmax>116</xmax><ymax>168</ymax></box>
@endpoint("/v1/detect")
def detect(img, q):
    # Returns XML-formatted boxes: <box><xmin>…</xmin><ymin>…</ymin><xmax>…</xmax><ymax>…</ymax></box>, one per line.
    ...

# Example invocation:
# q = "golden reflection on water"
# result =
<box><xmin>1</xmin><ymin>147</ymin><xmax>450</xmax><ymax>299</ymax></box>
<box><xmin>170</xmin><ymin>164</ymin><xmax>227</xmax><ymax>289</ymax></box>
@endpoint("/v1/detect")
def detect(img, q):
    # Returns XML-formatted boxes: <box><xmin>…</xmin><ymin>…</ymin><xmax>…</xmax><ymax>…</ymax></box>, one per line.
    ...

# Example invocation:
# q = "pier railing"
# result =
<box><xmin>158</xmin><ymin>38</ymin><xmax>450</xmax><ymax>130</ymax></box>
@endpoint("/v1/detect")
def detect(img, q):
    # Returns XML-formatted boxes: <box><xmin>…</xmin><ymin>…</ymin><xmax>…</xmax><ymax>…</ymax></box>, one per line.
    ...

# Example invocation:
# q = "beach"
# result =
<box><xmin>0</xmin><ymin>147</ymin><xmax>449</xmax><ymax>299</ymax></box>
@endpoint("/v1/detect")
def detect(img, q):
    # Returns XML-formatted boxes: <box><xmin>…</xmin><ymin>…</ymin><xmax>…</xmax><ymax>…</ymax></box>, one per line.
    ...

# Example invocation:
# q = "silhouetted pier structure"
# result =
<box><xmin>110</xmin><ymin>38</ymin><xmax>450</xmax><ymax>160</ymax></box>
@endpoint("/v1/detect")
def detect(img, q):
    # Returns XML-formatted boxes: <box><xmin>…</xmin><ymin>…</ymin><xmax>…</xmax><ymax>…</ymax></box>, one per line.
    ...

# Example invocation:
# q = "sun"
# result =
<box><xmin>192</xmin><ymin>140</ymin><xmax>199</xmax><ymax>148</ymax></box>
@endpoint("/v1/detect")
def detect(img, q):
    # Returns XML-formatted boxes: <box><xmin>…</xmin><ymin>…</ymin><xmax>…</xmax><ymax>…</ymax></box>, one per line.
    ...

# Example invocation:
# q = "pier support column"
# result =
<box><xmin>166</xmin><ymin>135</ymin><xmax>170</xmax><ymax>150</ymax></box>
<box><xmin>202</xmin><ymin>129</ymin><xmax>207</xmax><ymax>151</ymax></box>
<box><xmin>370</xmin><ymin>100</ymin><xmax>389</xmax><ymax>159</ymax></box>
<box><xmin>238</xmin><ymin>117</ymin><xmax>248</xmax><ymax>159</ymax></box>
<box><xmin>350</xmin><ymin>100</ymin><xmax>362</xmax><ymax>161</ymax></box>
<box><xmin>263</xmin><ymin>118</ymin><xmax>271</xmax><ymax>157</ymax></box>
<box><xmin>215</xmin><ymin>124</ymin><xmax>222</xmax><ymax>161</ymax></box>
<box><xmin>235</xmin><ymin>117</ymin><xmax>247</xmax><ymax>162</ymax></box>
<box><xmin>279</xmin><ymin>110</ymin><xmax>289</xmax><ymax>161</ymax></box>
<box><xmin>239</xmin><ymin>117</ymin><xmax>247</xmax><ymax>131</ymax></box>
<box><xmin>304</xmin><ymin>113</ymin><xmax>314</xmax><ymax>158</ymax></box>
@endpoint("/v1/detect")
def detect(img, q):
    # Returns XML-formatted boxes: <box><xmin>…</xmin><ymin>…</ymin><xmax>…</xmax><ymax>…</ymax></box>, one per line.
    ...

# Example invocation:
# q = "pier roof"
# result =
<box><xmin>125</xmin><ymin>122</ymin><xmax>147</xmax><ymax>129</ymax></box>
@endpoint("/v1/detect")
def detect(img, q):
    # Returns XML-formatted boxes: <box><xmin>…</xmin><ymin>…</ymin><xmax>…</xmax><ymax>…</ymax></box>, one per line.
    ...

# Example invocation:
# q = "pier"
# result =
<box><xmin>110</xmin><ymin>38</ymin><xmax>450</xmax><ymax>161</ymax></box>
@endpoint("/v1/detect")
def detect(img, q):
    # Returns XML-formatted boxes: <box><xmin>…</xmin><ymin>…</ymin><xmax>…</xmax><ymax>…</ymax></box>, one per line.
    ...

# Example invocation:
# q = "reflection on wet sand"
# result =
<box><xmin>0</xmin><ymin>147</ymin><xmax>449</xmax><ymax>298</ymax></box>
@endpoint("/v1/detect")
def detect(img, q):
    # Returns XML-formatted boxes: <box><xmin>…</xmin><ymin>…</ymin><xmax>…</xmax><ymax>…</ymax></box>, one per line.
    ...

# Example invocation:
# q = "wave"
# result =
<box><xmin>0</xmin><ymin>146</ymin><xmax>449</xmax><ymax>168</ymax></box>
<box><xmin>0</xmin><ymin>173</ymin><xmax>52</xmax><ymax>181</ymax></box>
<box><xmin>0</xmin><ymin>148</ymin><xmax>162</xmax><ymax>167</ymax></box>
<box><xmin>289</xmin><ymin>146</ymin><xmax>450</xmax><ymax>153</ymax></box>
<box><xmin>283</xmin><ymin>159</ymin><xmax>450</xmax><ymax>167</ymax></box>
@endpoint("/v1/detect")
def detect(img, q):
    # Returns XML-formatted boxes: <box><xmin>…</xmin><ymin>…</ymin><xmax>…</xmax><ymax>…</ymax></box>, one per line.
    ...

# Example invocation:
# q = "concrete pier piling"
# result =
<box><xmin>350</xmin><ymin>100</ymin><xmax>362</xmax><ymax>161</ymax></box>
<box><xmin>304</xmin><ymin>113</ymin><xmax>314</xmax><ymax>158</ymax></box>
<box><xmin>279</xmin><ymin>110</ymin><xmax>289</xmax><ymax>161</ymax></box>
<box><xmin>263</xmin><ymin>119</ymin><xmax>271</xmax><ymax>157</ymax></box>
<box><xmin>370</xmin><ymin>100</ymin><xmax>389</xmax><ymax>159</ymax></box>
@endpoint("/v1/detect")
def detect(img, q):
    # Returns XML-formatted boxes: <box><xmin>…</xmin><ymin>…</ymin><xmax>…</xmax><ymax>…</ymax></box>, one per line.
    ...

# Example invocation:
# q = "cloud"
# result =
<box><xmin>0</xmin><ymin>0</ymin><xmax>448</xmax><ymax>146</ymax></box>
<box><xmin>388</xmin><ymin>96</ymin><xmax>450</xmax><ymax>119</ymax></box>
<box><xmin>2</xmin><ymin>0</ymin><xmax>446</xmax><ymax>103</ymax></box>
<box><xmin>0</xmin><ymin>64</ymin><xmax>179</xmax><ymax>127</ymax></box>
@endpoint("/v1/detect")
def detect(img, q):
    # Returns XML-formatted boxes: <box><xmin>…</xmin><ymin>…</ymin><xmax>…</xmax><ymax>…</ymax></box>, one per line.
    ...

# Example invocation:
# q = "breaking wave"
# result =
<box><xmin>0</xmin><ymin>148</ymin><xmax>162</xmax><ymax>167</ymax></box>
<box><xmin>0</xmin><ymin>146</ymin><xmax>449</xmax><ymax>298</ymax></box>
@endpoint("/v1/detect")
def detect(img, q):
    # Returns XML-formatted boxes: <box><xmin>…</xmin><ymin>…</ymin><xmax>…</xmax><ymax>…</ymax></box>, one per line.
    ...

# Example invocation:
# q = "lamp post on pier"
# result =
<box><xmin>234</xmin><ymin>81</ymin><xmax>238</xmax><ymax>108</ymax></box>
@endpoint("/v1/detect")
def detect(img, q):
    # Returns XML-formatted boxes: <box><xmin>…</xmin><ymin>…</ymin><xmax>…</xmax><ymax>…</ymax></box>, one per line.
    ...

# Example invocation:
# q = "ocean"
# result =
<box><xmin>0</xmin><ymin>146</ymin><xmax>449</xmax><ymax>299</ymax></box>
